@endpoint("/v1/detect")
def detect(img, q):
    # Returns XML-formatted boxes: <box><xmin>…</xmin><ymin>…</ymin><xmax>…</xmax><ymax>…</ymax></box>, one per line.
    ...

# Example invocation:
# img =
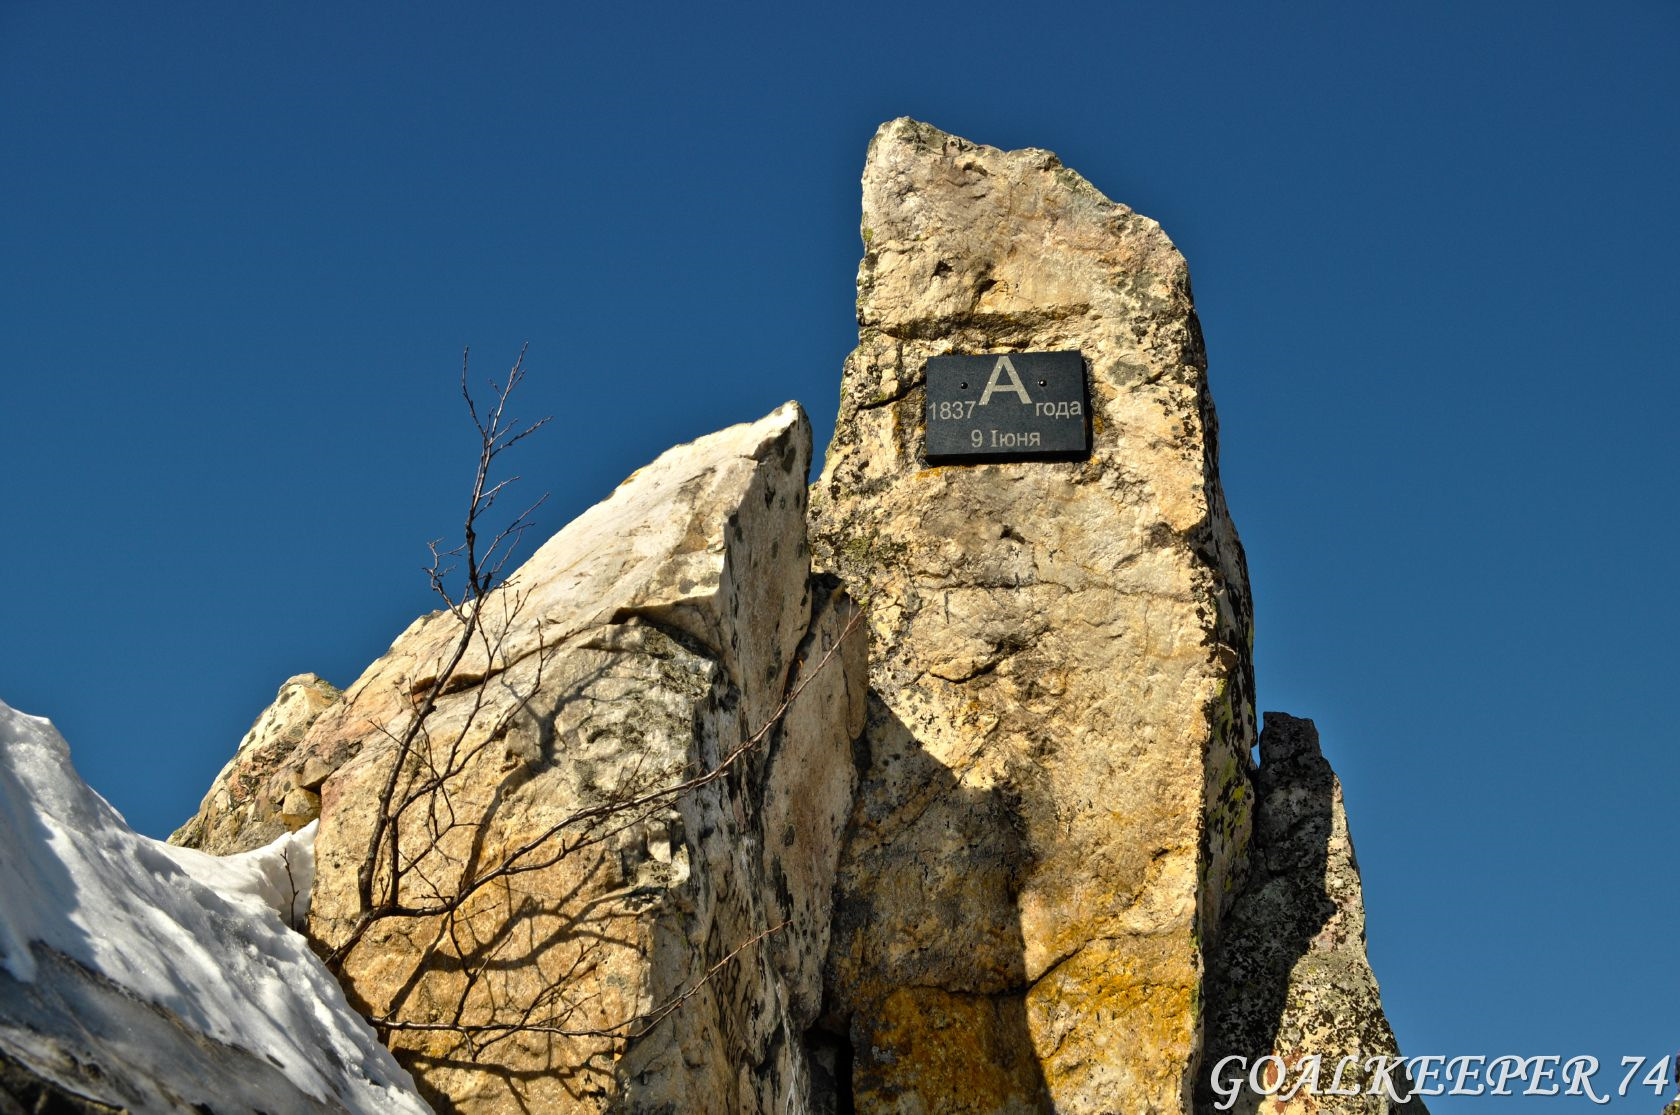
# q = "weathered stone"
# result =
<box><xmin>809</xmin><ymin>118</ymin><xmax>1257</xmax><ymax>1113</ymax></box>
<box><xmin>304</xmin><ymin>403</ymin><xmax>866</xmax><ymax>1114</ymax></box>
<box><xmin>298</xmin><ymin>754</ymin><xmax>336</xmax><ymax>790</ymax></box>
<box><xmin>278</xmin><ymin>784</ymin><xmax>320</xmax><ymax>828</ymax></box>
<box><xmin>1201</xmin><ymin>714</ymin><xmax>1426</xmax><ymax>1114</ymax></box>
<box><xmin>168</xmin><ymin>672</ymin><xmax>342</xmax><ymax>853</ymax></box>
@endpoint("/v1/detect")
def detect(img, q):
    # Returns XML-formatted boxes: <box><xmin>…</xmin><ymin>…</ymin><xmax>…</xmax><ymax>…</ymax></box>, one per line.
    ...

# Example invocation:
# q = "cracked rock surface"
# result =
<box><xmin>297</xmin><ymin>404</ymin><xmax>865</xmax><ymax>1114</ymax></box>
<box><xmin>809</xmin><ymin>118</ymin><xmax>1257</xmax><ymax>1114</ymax></box>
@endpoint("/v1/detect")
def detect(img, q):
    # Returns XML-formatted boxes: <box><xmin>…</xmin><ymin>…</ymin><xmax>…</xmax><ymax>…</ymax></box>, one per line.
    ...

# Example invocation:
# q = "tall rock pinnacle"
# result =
<box><xmin>810</xmin><ymin>118</ymin><xmax>1258</xmax><ymax>1113</ymax></box>
<box><xmin>144</xmin><ymin>118</ymin><xmax>1421</xmax><ymax>1115</ymax></box>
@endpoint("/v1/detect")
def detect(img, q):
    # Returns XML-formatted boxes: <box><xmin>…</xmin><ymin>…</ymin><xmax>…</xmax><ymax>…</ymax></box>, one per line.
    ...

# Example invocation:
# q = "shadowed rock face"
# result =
<box><xmin>809</xmin><ymin>118</ymin><xmax>1258</xmax><ymax>1114</ymax></box>
<box><xmin>1201</xmin><ymin>713</ymin><xmax>1427</xmax><ymax>1115</ymax></box>
<box><xmin>296</xmin><ymin>404</ymin><xmax>866</xmax><ymax>1114</ymax></box>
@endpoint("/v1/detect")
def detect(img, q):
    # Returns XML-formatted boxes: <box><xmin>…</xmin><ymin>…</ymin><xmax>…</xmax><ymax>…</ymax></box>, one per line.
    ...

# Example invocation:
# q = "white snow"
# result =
<box><xmin>157</xmin><ymin>818</ymin><xmax>317</xmax><ymax>929</ymax></box>
<box><xmin>0</xmin><ymin>698</ymin><xmax>432</xmax><ymax>1114</ymax></box>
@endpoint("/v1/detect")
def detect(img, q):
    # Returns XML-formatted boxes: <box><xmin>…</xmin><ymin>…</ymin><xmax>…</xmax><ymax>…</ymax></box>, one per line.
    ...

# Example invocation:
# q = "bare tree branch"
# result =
<box><xmin>322</xmin><ymin>351</ymin><xmax>862</xmax><ymax>1088</ymax></box>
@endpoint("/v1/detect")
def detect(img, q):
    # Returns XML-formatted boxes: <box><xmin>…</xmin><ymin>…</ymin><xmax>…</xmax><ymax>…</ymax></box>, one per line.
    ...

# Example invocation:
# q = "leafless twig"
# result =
<box><xmin>320</xmin><ymin>351</ymin><xmax>861</xmax><ymax>1087</ymax></box>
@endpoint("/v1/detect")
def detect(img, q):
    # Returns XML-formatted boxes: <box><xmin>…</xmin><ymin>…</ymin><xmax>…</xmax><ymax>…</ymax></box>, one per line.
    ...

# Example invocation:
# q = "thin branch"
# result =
<box><xmin>374</xmin><ymin>921</ymin><xmax>790</xmax><ymax>1042</ymax></box>
<box><xmin>325</xmin><ymin>351</ymin><xmax>861</xmax><ymax>1081</ymax></box>
<box><xmin>360</xmin><ymin>607</ymin><xmax>863</xmax><ymax>923</ymax></box>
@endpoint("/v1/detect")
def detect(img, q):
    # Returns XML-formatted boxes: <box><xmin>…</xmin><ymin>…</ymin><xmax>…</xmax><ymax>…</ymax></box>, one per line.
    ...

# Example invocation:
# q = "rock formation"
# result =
<box><xmin>1201</xmin><ymin>714</ymin><xmax>1424</xmax><ymax>1114</ymax></box>
<box><xmin>295</xmin><ymin>404</ymin><xmax>865</xmax><ymax>1114</ymax></box>
<box><xmin>139</xmin><ymin>118</ymin><xmax>1424</xmax><ymax>1115</ymax></box>
<box><xmin>169</xmin><ymin>672</ymin><xmax>342</xmax><ymax>854</ymax></box>
<box><xmin>808</xmin><ymin>117</ymin><xmax>1257</xmax><ymax>1114</ymax></box>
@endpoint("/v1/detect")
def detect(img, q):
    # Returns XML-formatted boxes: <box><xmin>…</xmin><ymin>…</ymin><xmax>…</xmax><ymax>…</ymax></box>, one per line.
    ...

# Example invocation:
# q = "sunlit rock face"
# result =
<box><xmin>299</xmin><ymin>404</ymin><xmax>867</xmax><ymax>1114</ymax></box>
<box><xmin>157</xmin><ymin>118</ymin><xmax>1426</xmax><ymax>1115</ymax></box>
<box><xmin>169</xmin><ymin>672</ymin><xmax>343</xmax><ymax>854</ymax></box>
<box><xmin>808</xmin><ymin>118</ymin><xmax>1258</xmax><ymax>1114</ymax></box>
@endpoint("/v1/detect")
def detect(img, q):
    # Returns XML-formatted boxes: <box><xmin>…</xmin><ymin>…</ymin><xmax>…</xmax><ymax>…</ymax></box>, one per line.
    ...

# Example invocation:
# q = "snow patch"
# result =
<box><xmin>158</xmin><ymin>819</ymin><xmax>317</xmax><ymax>928</ymax></box>
<box><xmin>0</xmin><ymin>698</ymin><xmax>431</xmax><ymax>1114</ymax></box>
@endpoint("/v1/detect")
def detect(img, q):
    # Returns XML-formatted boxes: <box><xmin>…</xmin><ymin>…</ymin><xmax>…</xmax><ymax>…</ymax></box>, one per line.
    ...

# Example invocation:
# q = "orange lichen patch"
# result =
<box><xmin>1017</xmin><ymin>833</ymin><xmax>1198</xmax><ymax>973</ymax></box>
<box><xmin>856</xmin><ymin>987</ymin><xmax>1052</xmax><ymax>1113</ymax></box>
<box><xmin>1027</xmin><ymin>936</ymin><xmax>1199</xmax><ymax>1110</ymax></box>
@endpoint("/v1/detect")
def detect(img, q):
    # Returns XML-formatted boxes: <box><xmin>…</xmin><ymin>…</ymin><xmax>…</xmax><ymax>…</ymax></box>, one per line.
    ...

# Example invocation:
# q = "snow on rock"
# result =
<box><xmin>158</xmin><ymin>819</ymin><xmax>317</xmax><ymax>929</ymax></box>
<box><xmin>0</xmin><ymin>698</ymin><xmax>432</xmax><ymax>1114</ymax></box>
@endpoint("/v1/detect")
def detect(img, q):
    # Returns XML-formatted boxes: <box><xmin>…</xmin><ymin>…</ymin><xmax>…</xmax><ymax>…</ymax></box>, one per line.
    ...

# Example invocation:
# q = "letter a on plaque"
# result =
<box><xmin>978</xmin><ymin>355</ymin><xmax>1034</xmax><ymax>406</ymax></box>
<box><xmin>924</xmin><ymin>350</ymin><xmax>1090</xmax><ymax>463</ymax></box>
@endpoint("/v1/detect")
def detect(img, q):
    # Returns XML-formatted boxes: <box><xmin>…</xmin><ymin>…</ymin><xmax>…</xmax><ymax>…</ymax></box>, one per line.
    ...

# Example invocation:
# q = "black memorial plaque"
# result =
<box><xmin>924</xmin><ymin>351</ymin><xmax>1090</xmax><ymax>463</ymax></box>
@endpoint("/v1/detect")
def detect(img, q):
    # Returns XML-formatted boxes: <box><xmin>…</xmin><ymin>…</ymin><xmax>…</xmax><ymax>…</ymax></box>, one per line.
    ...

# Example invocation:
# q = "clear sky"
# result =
<box><xmin>2</xmin><ymin>3</ymin><xmax>1675</xmax><ymax>1110</ymax></box>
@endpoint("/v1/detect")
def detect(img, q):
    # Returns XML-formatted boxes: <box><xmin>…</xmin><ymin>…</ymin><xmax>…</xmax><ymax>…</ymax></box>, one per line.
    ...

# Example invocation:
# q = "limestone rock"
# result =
<box><xmin>809</xmin><ymin>118</ymin><xmax>1256</xmax><ymax>1114</ymax></box>
<box><xmin>168</xmin><ymin>672</ymin><xmax>342</xmax><ymax>853</ymax></box>
<box><xmin>1201</xmin><ymin>714</ymin><xmax>1426</xmax><ymax>1114</ymax></box>
<box><xmin>303</xmin><ymin>403</ymin><xmax>866</xmax><ymax>1114</ymax></box>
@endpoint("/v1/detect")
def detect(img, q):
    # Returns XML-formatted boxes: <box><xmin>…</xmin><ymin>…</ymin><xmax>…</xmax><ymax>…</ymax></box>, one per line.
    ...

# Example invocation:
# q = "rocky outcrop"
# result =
<box><xmin>296</xmin><ymin>404</ymin><xmax>866</xmax><ymax>1114</ymax></box>
<box><xmin>808</xmin><ymin>117</ymin><xmax>1258</xmax><ymax>1114</ymax></box>
<box><xmin>156</xmin><ymin>118</ymin><xmax>1423</xmax><ymax>1115</ymax></box>
<box><xmin>1201</xmin><ymin>714</ymin><xmax>1426</xmax><ymax>1114</ymax></box>
<box><xmin>169</xmin><ymin>672</ymin><xmax>342</xmax><ymax>853</ymax></box>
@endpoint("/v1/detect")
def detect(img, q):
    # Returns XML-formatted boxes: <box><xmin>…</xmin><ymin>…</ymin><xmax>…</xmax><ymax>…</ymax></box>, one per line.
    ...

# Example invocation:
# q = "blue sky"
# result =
<box><xmin>2</xmin><ymin>2</ymin><xmax>1675</xmax><ymax>1109</ymax></box>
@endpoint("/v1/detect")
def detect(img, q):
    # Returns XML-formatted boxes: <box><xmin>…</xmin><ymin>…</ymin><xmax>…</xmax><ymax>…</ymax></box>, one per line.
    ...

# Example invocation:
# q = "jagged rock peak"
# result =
<box><xmin>169</xmin><ymin>671</ymin><xmax>342</xmax><ymax>854</ymax></box>
<box><xmin>150</xmin><ymin>120</ymin><xmax>1429</xmax><ymax>1115</ymax></box>
<box><xmin>855</xmin><ymin>117</ymin><xmax>1193</xmax><ymax>345</ymax></box>
<box><xmin>1202</xmin><ymin>713</ymin><xmax>1428</xmax><ymax>1114</ymax></box>
<box><xmin>298</xmin><ymin>403</ymin><xmax>866</xmax><ymax>1114</ymax></box>
<box><xmin>810</xmin><ymin>118</ymin><xmax>1257</xmax><ymax>1113</ymax></box>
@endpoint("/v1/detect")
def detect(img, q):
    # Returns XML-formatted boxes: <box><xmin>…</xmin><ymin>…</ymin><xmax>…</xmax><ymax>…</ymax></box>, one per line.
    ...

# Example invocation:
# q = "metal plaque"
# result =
<box><xmin>924</xmin><ymin>351</ymin><xmax>1090</xmax><ymax>463</ymax></box>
